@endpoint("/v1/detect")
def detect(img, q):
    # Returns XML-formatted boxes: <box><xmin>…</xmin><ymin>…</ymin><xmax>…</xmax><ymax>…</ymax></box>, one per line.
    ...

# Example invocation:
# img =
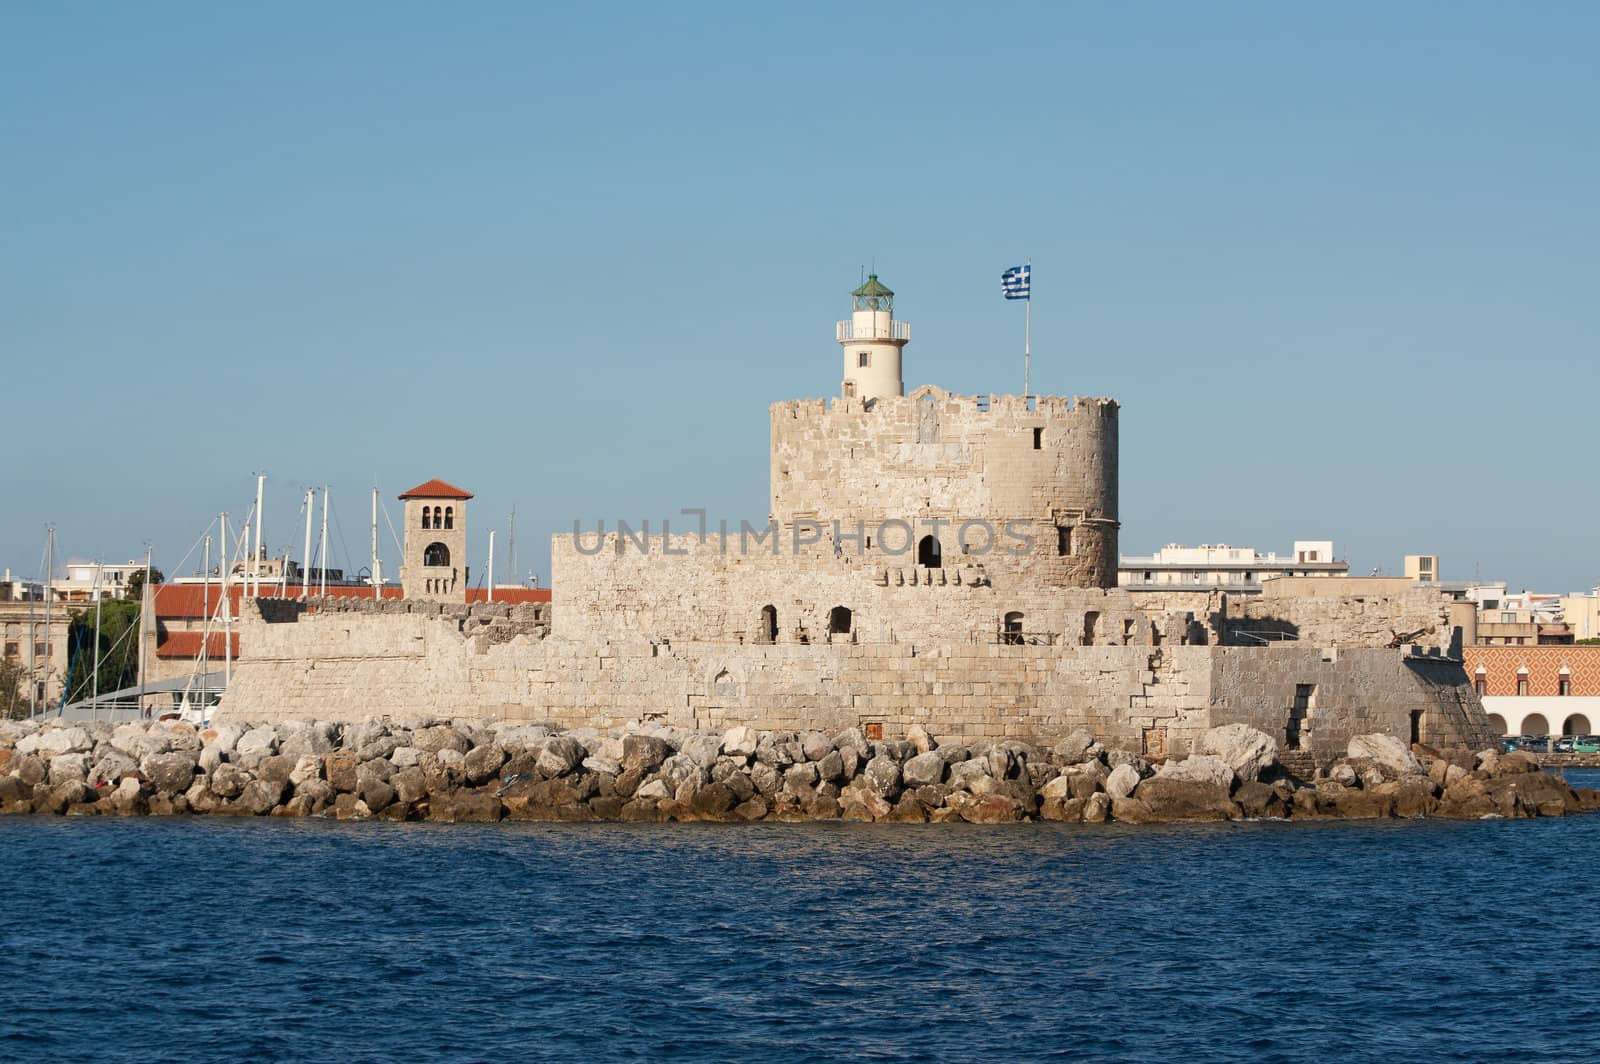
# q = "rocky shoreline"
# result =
<box><xmin>1</xmin><ymin>717</ymin><xmax>1594</xmax><ymax>824</ymax></box>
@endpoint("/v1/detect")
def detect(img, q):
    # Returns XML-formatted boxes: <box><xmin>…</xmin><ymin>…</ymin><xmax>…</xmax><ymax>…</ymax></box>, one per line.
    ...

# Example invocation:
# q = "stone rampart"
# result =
<box><xmin>218</xmin><ymin>600</ymin><xmax>1493</xmax><ymax>762</ymax></box>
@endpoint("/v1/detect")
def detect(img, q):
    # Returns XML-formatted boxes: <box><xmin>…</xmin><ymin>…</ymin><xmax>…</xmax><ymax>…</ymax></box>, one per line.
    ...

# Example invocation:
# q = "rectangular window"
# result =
<box><xmin>1559</xmin><ymin>676</ymin><xmax>1571</xmax><ymax>696</ymax></box>
<box><xmin>1056</xmin><ymin>526</ymin><xmax>1073</xmax><ymax>557</ymax></box>
<box><xmin>34</xmin><ymin>642</ymin><xmax>46</xmax><ymax>657</ymax></box>
<box><xmin>1517</xmin><ymin>676</ymin><xmax>1529</xmax><ymax>696</ymax></box>
<box><xmin>858</xmin><ymin>351</ymin><xmax>870</xmax><ymax>367</ymax></box>
<box><xmin>2</xmin><ymin>641</ymin><xmax>16</xmax><ymax>658</ymax></box>
<box><xmin>1032</xmin><ymin>427</ymin><xmax>1042</xmax><ymax>449</ymax></box>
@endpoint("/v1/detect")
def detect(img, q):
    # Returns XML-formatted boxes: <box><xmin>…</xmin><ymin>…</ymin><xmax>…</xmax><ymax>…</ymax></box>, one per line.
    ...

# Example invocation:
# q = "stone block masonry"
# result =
<box><xmin>218</xmin><ymin>599</ymin><xmax>1495</xmax><ymax>764</ymax></box>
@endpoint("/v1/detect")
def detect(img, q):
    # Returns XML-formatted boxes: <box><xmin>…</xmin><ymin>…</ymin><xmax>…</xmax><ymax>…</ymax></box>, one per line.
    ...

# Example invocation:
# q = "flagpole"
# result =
<box><xmin>1023</xmin><ymin>257</ymin><xmax>1031</xmax><ymax>398</ymax></box>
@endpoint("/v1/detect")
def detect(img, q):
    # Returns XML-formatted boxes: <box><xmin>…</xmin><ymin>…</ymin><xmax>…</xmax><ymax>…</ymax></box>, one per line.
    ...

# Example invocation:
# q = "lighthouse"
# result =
<box><xmin>836</xmin><ymin>273</ymin><xmax>910</xmax><ymax>401</ymax></box>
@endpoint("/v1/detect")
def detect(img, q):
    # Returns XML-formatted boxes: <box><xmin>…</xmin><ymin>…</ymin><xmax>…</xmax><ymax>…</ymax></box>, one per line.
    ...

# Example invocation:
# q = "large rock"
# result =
<box><xmin>48</xmin><ymin>754</ymin><xmax>90</xmax><ymax>787</ymax></box>
<box><xmin>622</xmin><ymin>734</ymin><xmax>671</xmax><ymax>773</ymax></box>
<box><xmin>462</xmin><ymin>743</ymin><xmax>508</xmax><ymax>786</ymax></box>
<box><xmin>1201</xmin><ymin>724</ymin><xmax>1278</xmax><ymax>783</ymax></box>
<box><xmin>142</xmin><ymin>751</ymin><xmax>199</xmax><ymax>795</ymax></box>
<box><xmin>1156</xmin><ymin>755</ymin><xmax>1235</xmax><ymax>789</ymax></box>
<box><xmin>902</xmin><ymin>750</ymin><xmax>947</xmax><ymax>787</ymax></box>
<box><xmin>1104</xmin><ymin>763</ymin><xmax>1141</xmax><ymax>801</ymax></box>
<box><xmin>235</xmin><ymin>728</ymin><xmax>279</xmax><ymax>759</ymax></box>
<box><xmin>235</xmin><ymin>778</ymin><xmax>287</xmax><ymax>815</ymax></box>
<box><xmin>802</xmin><ymin>732</ymin><xmax>835</xmax><ymax>763</ymax></box>
<box><xmin>906</xmin><ymin>723</ymin><xmax>936</xmax><ymax>754</ymax></box>
<box><xmin>37</xmin><ymin>727</ymin><xmax>92</xmax><ymax>755</ymax></box>
<box><xmin>537</xmin><ymin>736</ymin><xmax>585</xmax><ymax>778</ymax></box>
<box><xmin>210</xmin><ymin>763</ymin><xmax>250</xmax><ymax>799</ymax></box>
<box><xmin>679</xmin><ymin>733</ymin><xmax>721</xmax><ymax>769</ymax></box>
<box><xmin>1133</xmin><ymin>776</ymin><xmax>1238</xmax><ymax>821</ymax></box>
<box><xmin>863</xmin><ymin>756</ymin><xmax>902</xmax><ymax>800</ymax></box>
<box><xmin>721</xmin><ymin>726</ymin><xmax>759</xmax><ymax>759</ymax></box>
<box><xmin>89</xmin><ymin>749</ymin><xmax>140</xmax><ymax>787</ymax></box>
<box><xmin>279</xmin><ymin>723</ymin><xmax>338</xmax><ymax>757</ymax></box>
<box><xmin>1052</xmin><ymin>731</ymin><xmax>1098</xmax><ymax>765</ymax></box>
<box><xmin>412</xmin><ymin>726</ymin><xmax>470</xmax><ymax>756</ymax></box>
<box><xmin>1347</xmin><ymin>734</ymin><xmax>1421</xmax><ymax>779</ymax></box>
<box><xmin>660</xmin><ymin>754</ymin><xmax>708</xmax><ymax>793</ymax></box>
<box><xmin>112</xmin><ymin>723</ymin><xmax>170</xmax><ymax>761</ymax></box>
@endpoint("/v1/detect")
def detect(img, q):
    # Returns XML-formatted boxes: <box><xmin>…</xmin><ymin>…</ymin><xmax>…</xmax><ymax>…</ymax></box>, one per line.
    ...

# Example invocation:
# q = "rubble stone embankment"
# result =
<box><xmin>1</xmin><ymin>717</ymin><xmax>1593</xmax><ymax>825</ymax></box>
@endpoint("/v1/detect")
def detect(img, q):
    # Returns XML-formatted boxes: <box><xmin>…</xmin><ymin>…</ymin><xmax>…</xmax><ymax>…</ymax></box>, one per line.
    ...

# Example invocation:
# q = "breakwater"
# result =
<box><xmin>2</xmin><ymin>716</ymin><xmax>1593</xmax><ymax>823</ymax></box>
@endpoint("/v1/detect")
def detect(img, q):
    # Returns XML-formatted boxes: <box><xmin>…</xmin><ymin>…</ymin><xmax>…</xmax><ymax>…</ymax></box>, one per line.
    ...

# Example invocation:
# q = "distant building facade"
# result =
<box><xmin>1463</xmin><ymin>645</ymin><xmax>1600</xmax><ymax>738</ymax></box>
<box><xmin>1118</xmin><ymin>540</ymin><xmax>1346</xmax><ymax>595</ymax></box>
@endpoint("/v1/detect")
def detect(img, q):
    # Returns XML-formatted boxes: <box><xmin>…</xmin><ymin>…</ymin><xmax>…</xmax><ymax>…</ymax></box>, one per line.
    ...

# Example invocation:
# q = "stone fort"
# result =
<box><xmin>220</xmin><ymin>274</ymin><xmax>1495</xmax><ymax>766</ymax></box>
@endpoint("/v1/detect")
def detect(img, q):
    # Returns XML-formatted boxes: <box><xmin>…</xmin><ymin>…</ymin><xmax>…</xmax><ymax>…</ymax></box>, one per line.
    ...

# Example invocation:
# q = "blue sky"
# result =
<box><xmin>4</xmin><ymin>2</ymin><xmax>1596</xmax><ymax>593</ymax></box>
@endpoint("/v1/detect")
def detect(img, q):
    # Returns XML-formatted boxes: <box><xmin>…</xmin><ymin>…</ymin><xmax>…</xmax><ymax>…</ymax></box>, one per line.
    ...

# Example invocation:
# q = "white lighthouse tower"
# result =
<box><xmin>836</xmin><ymin>273</ymin><xmax>910</xmax><ymax>401</ymax></box>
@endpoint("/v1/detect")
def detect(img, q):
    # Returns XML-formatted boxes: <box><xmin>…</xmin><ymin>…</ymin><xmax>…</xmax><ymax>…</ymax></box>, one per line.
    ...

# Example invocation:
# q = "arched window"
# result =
<box><xmin>917</xmin><ymin>535</ymin><xmax>941</xmax><ymax>569</ymax></box>
<box><xmin>1486</xmin><ymin>713</ymin><xmax>1508</xmax><ymax>736</ymax></box>
<box><xmin>1516</xmin><ymin>667</ymin><xmax>1529</xmax><ymax>697</ymax></box>
<box><xmin>1559</xmin><ymin>667</ymin><xmax>1572</xmax><ymax>696</ymax></box>
<box><xmin>423</xmin><ymin>542</ymin><xmax>450</xmax><ymax>567</ymax></box>
<box><xmin>1564</xmin><ymin>713</ymin><xmax>1591</xmax><ymax>736</ymax></box>
<box><xmin>760</xmin><ymin>605</ymin><xmax>778</xmax><ymax>645</ymax></box>
<box><xmin>444</xmin><ymin>506</ymin><xmax>454</xmax><ymax>530</ymax></box>
<box><xmin>1002</xmin><ymin>611</ymin><xmax>1024</xmax><ymax>645</ymax></box>
<box><xmin>829</xmin><ymin>606</ymin><xmax>852</xmax><ymax>635</ymax></box>
<box><xmin>420</xmin><ymin>507</ymin><xmax>429</xmax><ymax>529</ymax></box>
<box><xmin>1522</xmin><ymin>712</ymin><xmax>1548</xmax><ymax>737</ymax></box>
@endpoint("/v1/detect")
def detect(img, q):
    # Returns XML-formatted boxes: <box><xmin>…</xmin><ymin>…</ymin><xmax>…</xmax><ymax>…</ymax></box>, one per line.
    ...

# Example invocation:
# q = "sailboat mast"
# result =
<box><xmin>508</xmin><ymin>508</ymin><xmax>516</xmax><ymax>586</ymax></box>
<box><xmin>253</xmin><ymin>473</ymin><xmax>266</xmax><ymax>597</ymax></box>
<box><xmin>137</xmin><ymin>543</ymin><xmax>151</xmax><ymax>716</ymax></box>
<box><xmin>91</xmin><ymin>562</ymin><xmax>103</xmax><ymax>719</ymax></box>
<box><xmin>201</xmin><ymin>533</ymin><xmax>211</xmax><ymax>678</ymax></box>
<box><xmin>41</xmin><ymin>527</ymin><xmax>53</xmax><ymax>718</ymax></box>
<box><xmin>487</xmin><ymin>531</ymin><xmax>496</xmax><ymax>603</ymax></box>
<box><xmin>319</xmin><ymin>486</ymin><xmax>329</xmax><ymax>597</ymax></box>
<box><xmin>220</xmin><ymin>512</ymin><xmax>231</xmax><ymax>689</ymax></box>
<box><xmin>370</xmin><ymin>487</ymin><xmax>380</xmax><ymax>599</ymax></box>
<box><xmin>301</xmin><ymin>488</ymin><xmax>314</xmax><ymax>599</ymax></box>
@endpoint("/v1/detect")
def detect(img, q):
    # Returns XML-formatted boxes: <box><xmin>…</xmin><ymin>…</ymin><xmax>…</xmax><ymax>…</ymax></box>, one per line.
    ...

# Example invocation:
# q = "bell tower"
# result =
<box><xmin>836</xmin><ymin>273</ymin><xmax>909</xmax><ymax>401</ymax></box>
<box><xmin>399</xmin><ymin>478</ymin><xmax>472</xmax><ymax>600</ymax></box>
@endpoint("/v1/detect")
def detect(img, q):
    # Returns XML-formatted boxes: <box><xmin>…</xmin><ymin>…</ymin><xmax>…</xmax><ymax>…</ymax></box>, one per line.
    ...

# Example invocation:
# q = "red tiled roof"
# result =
<box><xmin>398</xmin><ymin>478</ymin><xmax>473</xmax><ymax>500</ymax></box>
<box><xmin>465</xmin><ymin>587</ymin><xmax>551</xmax><ymax>604</ymax></box>
<box><xmin>156</xmin><ymin>631</ymin><xmax>241</xmax><ymax>659</ymax></box>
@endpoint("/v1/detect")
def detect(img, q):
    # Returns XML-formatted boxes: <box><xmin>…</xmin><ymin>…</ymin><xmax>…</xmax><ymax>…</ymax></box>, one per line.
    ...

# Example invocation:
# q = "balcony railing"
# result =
<box><xmin>836</xmin><ymin>320</ymin><xmax>910</xmax><ymax>342</ymax></box>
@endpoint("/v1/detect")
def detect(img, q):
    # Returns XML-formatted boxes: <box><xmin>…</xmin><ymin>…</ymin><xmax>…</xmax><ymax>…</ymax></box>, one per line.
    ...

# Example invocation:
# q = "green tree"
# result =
<box><xmin>123</xmin><ymin>567</ymin><xmax>165</xmax><ymax>603</ymax></box>
<box><xmin>0</xmin><ymin>658</ymin><xmax>29</xmax><ymax>720</ymax></box>
<box><xmin>64</xmin><ymin>599</ymin><xmax>142</xmax><ymax>703</ymax></box>
<box><xmin>1579</xmin><ymin>637</ymin><xmax>1600</xmax><ymax>646</ymax></box>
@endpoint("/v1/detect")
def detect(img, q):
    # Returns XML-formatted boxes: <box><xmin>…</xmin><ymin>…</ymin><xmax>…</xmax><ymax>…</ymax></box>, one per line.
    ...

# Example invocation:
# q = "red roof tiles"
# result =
<box><xmin>465</xmin><ymin>587</ymin><xmax>551</xmax><ymax>604</ymax></box>
<box><xmin>398</xmin><ymin>478</ymin><xmax>473</xmax><ymax>500</ymax></box>
<box><xmin>155</xmin><ymin>631</ymin><xmax>240</xmax><ymax>659</ymax></box>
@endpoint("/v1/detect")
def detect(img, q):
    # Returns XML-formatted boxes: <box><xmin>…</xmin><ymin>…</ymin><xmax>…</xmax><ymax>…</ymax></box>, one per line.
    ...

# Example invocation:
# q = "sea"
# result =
<box><xmin>2</xmin><ymin>769</ymin><xmax>1598</xmax><ymax>1064</ymax></box>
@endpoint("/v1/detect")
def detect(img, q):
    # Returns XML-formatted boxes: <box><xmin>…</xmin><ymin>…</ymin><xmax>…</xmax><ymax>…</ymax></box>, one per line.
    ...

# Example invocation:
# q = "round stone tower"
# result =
<box><xmin>836</xmin><ymin>273</ymin><xmax>909</xmax><ymax>401</ymax></box>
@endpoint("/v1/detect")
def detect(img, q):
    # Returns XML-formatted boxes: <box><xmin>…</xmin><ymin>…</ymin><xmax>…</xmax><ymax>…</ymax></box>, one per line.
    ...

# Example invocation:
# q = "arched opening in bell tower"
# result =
<box><xmin>423</xmin><ymin>542</ymin><xmax>451</xmax><ymax>567</ymax></box>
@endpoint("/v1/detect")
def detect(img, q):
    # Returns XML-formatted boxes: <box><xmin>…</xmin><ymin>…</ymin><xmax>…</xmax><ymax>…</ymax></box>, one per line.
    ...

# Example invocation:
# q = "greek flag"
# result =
<box><xmin>1001</xmin><ymin>263</ymin><xmax>1030</xmax><ymax>300</ymax></box>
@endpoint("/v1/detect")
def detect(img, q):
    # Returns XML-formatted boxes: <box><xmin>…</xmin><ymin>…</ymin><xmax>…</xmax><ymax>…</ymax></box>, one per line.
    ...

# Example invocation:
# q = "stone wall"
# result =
<box><xmin>1227</xmin><ymin>589</ymin><xmax>1455</xmax><ymax>650</ymax></box>
<box><xmin>550</xmin><ymin>530</ymin><xmax>1217</xmax><ymax>648</ymax></box>
<box><xmin>217</xmin><ymin>600</ymin><xmax>1491</xmax><ymax>762</ymax></box>
<box><xmin>1207</xmin><ymin>646</ymin><xmax>1494</xmax><ymax>767</ymax></box>
<box><xmin>768</xmin><ymin>387</ymin><xmax>1119</xmax><ymax>588</ymax></box>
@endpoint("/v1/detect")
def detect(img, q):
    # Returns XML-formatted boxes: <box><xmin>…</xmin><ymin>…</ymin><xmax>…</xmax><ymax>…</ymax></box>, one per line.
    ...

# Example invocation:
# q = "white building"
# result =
<box><xmin>49</xmin><ymin>561</ymin><xmax>148</xmax><ymax>604</ymax></box>
<box><xmin>1118</xmin><ymin>541</ymin><xmax>1347</xmax><ymax>595</ymax></box>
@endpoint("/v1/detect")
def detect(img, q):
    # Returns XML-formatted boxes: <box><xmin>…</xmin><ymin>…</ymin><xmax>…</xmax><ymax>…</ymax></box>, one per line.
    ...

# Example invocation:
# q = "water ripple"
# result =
<box><xmin>1</xmin><ymin>770</ymin><xmax>1598</xmax><ymax>1063</ymax></box>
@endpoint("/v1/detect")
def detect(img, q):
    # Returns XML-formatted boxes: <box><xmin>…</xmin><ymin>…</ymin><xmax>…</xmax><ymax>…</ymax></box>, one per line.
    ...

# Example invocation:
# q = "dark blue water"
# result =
<box><xmin>4</xmin><ymin>771</ymin><xmax>1599</xmax><ymax>1063</ymax></box>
